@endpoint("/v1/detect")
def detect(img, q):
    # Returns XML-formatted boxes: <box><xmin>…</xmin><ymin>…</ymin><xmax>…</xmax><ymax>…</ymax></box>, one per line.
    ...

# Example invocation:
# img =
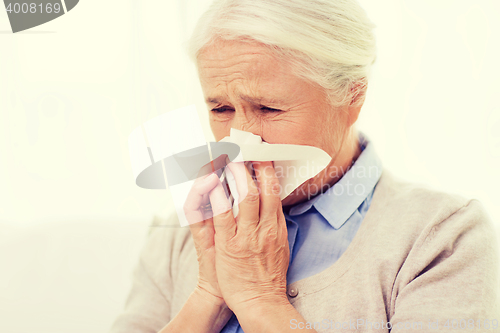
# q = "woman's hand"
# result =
<box><xmin>180</xmin><ymin>160</ymin><xmax>314</xmax><ymax>333</ymax></box>
<box><xmin>209</xmin><ymin>161</ymin><xmax>290</xmax><ymax>313</ymax></box>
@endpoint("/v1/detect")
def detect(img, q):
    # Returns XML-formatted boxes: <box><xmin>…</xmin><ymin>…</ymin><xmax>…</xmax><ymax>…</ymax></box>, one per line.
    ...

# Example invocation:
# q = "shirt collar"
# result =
<box><xmin>286</xmin><ymin>131</ymin><xmax>383</xmax><ymax>229</ymax></box>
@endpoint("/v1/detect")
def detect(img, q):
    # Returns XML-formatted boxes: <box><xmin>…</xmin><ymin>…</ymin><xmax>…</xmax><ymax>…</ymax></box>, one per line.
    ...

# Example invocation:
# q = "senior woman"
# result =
<box><xmin>110</xmin><ymin>0</ymin><xmax>499</xmax><ymax>332</ymax></box>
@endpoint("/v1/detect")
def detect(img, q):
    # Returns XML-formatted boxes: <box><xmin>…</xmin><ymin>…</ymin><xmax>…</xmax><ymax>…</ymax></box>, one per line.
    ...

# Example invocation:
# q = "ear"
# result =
<box><xmin>347</xmin><ymin>78</ymin><xmax>368</xmax><ymax>127</ymax></box>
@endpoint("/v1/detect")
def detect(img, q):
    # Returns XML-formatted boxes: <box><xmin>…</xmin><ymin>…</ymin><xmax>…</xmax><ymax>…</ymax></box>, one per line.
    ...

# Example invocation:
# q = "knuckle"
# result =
<box><xmin>213</xmin><ymin>214</ymin><xmax>232</xmax><ymax>230</ymax></box>
<box><xmin>259</xmin><ymin>223</ymin><xmax>278</xmax><ymax>242</ymax></box>
<box><xmin>225</xmin><ymin>238</ymin><xmax>243</xmax><ymax>253</ymax></box>
<box><xmin>262</xmin><ymin>230</ymin><xmax>278</xmax><ymax>243</ymax></box>
<box><xmin>266</xmin><ymin>178</ymin><xmax>281</xmax><ymax>196</ymax></box>
<box><xmin>244</xmin><ymin>189</ymin><xmax>260</xmax><ymax>204</ymax></box>
<box><xmin>268</xmin><ymin>225</ymin><xmax>279</xmax><ymax>237</ymax></box>
<box><xmin>248</xmin><ymin>232</ymin><xmax>259</xmax><ymax>244</ymax></box>
<box><xmin>217</xmin><ymin>207</ymin><xmax>233</xmax><ymax>218</ymax></box>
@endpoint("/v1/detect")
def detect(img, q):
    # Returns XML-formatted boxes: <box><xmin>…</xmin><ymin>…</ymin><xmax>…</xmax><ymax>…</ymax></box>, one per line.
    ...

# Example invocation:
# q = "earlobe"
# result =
<box><xmin>347</xmin><ymin>105</ymin><xmax>362</xmax><ymax>127</ymax></box>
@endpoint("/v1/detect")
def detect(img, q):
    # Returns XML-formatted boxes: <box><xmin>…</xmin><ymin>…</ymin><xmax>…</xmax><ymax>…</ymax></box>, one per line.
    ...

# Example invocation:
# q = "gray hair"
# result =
<box><xmin>187</xmin><ymin>0</ymin><xmax>377</xmax><ymax>108</ymax></box>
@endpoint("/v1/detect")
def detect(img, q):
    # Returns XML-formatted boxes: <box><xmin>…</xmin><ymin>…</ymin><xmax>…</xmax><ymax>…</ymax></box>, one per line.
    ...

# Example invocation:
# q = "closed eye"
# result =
<box><xmin>260</xmin><ymin>106</ymin><xmax>282</xmax><ymax>112</ymax></box>
<box><xmin>210</xmin><ymin>106</ymin><xmax>283</xmax><ymax>113</ymax></box>
<box><xmin>211</xmin><ymin>106</ymin><xmax>234</xmax><ymax>113</ymax></box>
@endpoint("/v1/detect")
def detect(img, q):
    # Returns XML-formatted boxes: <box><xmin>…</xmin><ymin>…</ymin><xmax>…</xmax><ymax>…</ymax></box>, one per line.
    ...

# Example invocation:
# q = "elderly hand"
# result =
<box><xmin>182</xmin><ymin>160</ymin><xmax>316</xmax><ymax>333</ymax></box>
<box><xmin>208</xmin><ymin>160</ymin><xmax>290</xmax><ymax>314</ymax></box>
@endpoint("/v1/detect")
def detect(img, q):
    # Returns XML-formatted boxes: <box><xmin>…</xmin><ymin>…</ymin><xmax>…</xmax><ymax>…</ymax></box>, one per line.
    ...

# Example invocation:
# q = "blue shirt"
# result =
<box><xmin>221</xmin><ymin>131</ymin><xmax>383</xmax><ymax>332</ymax></box>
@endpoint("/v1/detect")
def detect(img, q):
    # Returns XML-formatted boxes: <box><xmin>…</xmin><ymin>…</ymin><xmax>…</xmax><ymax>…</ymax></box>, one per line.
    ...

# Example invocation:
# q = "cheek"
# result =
<box><xmin>261</xmin><ymin>117</ymin><xmax>320</xmax><ymax>145</ymax></box>
<box><xmin>209</xmin><ymin>119</ymin><xmax>229</xmax><ymax>141</ymax></box>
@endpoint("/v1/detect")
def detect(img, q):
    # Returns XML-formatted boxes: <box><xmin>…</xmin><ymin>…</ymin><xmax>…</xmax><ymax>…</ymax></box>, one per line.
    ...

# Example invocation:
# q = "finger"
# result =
<box><xmin>209</xmin><ymin>177</ymin><xmax>236</xmax><ymax>240</ymax></box>
<box><xmin>276</xmin><ymin>201</ymin><xmax>287</xmax><ymax>240</ymax></box>
<box><xmin>226</xmin><ymin>161</ymin><xmax>260</xmax><ymax>232</ymax></box>
<box><xmin>225</xmin><ymin>161</ymin><xmax>248</xmax><ymax>203</ymax></box>
<box><xmin>189</xmin><ymin>215</ymin><xmax>215</xmax><ymax>254</ymax></box>
<box><xmin>252</xmin><ymin>161</ymin><xmax>281</xmax><ymax>223</ymax></box>
<box><xmin>183</xmin><ymin>173</ymin><xmax>219</xmax><ymax>225</ymax></box>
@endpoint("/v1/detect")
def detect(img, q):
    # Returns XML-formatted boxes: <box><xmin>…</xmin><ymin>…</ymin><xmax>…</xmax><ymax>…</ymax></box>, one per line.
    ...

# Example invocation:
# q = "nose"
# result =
<box><xmin>230</xmin><ymin>107</ymin><xmax>263</xmax><ymax>138</ymax></box>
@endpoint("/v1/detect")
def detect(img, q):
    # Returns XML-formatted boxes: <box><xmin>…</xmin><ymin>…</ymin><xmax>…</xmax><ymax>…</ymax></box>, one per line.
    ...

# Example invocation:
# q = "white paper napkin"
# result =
<box><xmin>220</xmin><ymin>128</ymin><xmax>332</xmax><ymax>201</ymax></box>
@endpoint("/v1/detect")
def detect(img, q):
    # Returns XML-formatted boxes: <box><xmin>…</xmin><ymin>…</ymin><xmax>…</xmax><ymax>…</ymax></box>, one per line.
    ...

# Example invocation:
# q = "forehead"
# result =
<box><xmin>197</xmin><ymin>39</ymin><xmax>305</xmax><ymax>101</ymax></box>
<box><xmin>197</xmin><ymin>39</ymin><xmax>281</xmax><ymax>72</ymax></box>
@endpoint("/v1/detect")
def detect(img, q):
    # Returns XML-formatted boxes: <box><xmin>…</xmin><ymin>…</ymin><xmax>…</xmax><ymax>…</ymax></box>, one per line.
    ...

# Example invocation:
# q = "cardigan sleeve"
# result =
<box><xmin>390</xmin><ymin>199</ymin><xmax>500</xmax><ymax>332</ymax></box>
<box><xmin>108</xmin><ymin>220</ymin><xmax>181</xmax><ymax>333</ymax></box>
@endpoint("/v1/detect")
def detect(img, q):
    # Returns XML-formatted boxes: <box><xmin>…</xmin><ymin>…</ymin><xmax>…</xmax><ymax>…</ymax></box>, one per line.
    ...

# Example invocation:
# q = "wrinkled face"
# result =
<box><xmin>197</xmin><ymin>39</ymin><xmax>350</xmax><ymax>156</ymax></box>
<box><xmin>197</xmin><ymin>39</ymin><xmax>357</xmax><ymax>206</ymax></box>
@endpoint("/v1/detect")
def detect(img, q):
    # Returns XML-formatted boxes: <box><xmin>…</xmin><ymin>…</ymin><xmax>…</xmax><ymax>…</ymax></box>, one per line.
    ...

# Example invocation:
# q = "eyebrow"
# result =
<box><xmin>206</xmin><ymin>94</ymin><xmax>286</xmax><ymax>106</ymax></box>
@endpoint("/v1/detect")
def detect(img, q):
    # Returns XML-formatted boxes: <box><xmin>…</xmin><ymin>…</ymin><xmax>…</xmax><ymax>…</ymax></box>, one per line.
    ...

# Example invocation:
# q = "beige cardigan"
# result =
<box><xmin>109</xmin><ymin>170</ymin><xmax>500</xmax><ymax>332</ymax></box>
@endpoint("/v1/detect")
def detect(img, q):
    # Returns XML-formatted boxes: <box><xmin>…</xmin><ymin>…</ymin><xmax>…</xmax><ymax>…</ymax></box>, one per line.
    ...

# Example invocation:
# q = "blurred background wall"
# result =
<box><xmin>0</xmin><ymin>0</ymin><xmax>499</xmax><ymax>332</ymax></box>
